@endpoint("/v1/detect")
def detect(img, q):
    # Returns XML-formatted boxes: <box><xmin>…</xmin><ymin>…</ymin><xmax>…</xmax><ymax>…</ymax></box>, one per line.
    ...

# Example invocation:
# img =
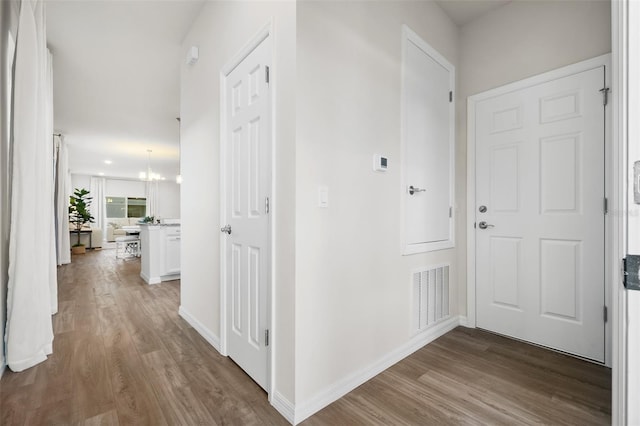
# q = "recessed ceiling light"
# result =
<box><xmin>98</xmin><ymin>172</ymin><xmax>105</xmax><ymax>176</ymax></box>
<box><xmin>104</xmin><ymin>160</ymin><xmax>112</xmax><ymax>165</ymax></box>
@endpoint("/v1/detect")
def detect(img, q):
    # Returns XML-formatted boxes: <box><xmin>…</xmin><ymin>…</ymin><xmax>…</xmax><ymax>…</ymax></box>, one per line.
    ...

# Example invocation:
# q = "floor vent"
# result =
<box><xmin>413</xmin><ymin>264</ymin><xmax>450</xmax><ymax>334</ymax></box>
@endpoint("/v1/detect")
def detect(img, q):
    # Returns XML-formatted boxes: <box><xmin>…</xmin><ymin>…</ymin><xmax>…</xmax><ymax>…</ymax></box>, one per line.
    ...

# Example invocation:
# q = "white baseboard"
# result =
<box><xmin>292</xmin><ymin>315</ymin><xmax>462</xmax><ymax>424</ymax></box>
<box><xmin>140</xmin><ymin>271</ymin><xmax>160</xmax><ymax>285</ymax></box>
<box><xmin>458</xmin><ymin>315</ymin><xmax>470</xmax><ymax>327</ymax></box>
<box><xmin>178</xmin><ymin>306</ymin><xmax>221</xmax><ymax>352</ymax></box>
<box><xmin>271</xmin><ymin>390</ymin><xmax>295</xmax><ymax>424</ymax></box>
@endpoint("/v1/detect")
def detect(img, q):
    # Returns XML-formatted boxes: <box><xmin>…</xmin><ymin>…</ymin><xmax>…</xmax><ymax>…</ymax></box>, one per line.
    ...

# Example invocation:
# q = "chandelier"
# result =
<box><xmin>139</xmin><ymin>149</ymin><xmax>162</xmax><ymax>181</ymax></box>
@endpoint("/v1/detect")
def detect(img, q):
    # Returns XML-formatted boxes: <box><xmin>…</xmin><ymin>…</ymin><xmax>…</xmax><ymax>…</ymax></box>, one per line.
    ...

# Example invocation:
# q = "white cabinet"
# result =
<box><xmin>140</xmin><ymin>225</ymin><xmax>181</xmax><ymax>284</ymax></box>
<box><xmin>164</xmin><ymin>229</ymin><xmax>181</xmax><ymax>275</ymax></box>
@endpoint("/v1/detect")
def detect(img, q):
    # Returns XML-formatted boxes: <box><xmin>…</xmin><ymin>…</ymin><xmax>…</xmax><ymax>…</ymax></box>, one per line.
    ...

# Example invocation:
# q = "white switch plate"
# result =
<box><xmin>318</xmin><ymin>186</ymin><xmax>328</xmax><ymax>208</ymax></box>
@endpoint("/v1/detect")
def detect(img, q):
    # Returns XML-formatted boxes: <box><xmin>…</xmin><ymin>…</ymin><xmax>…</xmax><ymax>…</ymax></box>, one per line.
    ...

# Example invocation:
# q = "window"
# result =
<box><xmin>106</xmin><ymin>196</ymin><xmax>146</xmax><ymax>218</ymax></box>
<box><xmin>106</xmin><ymin>197</ymin><xmax>125</xmax><ymax>218</ymax></box>
<box><xmin>127</xmin><ymin>197</ymin><xmax>146</xmax><ymax>218</ymax></box>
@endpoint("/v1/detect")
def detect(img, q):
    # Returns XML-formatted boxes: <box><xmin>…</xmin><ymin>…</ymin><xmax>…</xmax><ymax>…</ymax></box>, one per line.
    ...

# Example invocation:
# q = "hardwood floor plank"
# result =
<box><xmin>306</xmin><ymin>328</ymin><xmax>611</xmax><ymax>425</ymax></box>
<box><xmin>80</xmin><ymin>409</ymin><xmax>120</xmax><ymax>426</ymax></box>
<box><xmin>1</xmin><ymin>250</ymin><xmax>611</xmax><ymax>425</ymax></box>
<box><xmin>141</xmin><ymin>349</ymin><xmax>218</xmax><ymax>425</ymax></box>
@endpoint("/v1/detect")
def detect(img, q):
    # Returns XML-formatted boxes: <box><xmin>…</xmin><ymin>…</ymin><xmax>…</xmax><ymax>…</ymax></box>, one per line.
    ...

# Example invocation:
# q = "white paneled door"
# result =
<box><xmin>222</xmin><ymin>35</ymin><xmax>271</xmax><ymax>390</ymax></box>
<box><xmin>402</xmin><ymin>26</ymin><xmax>455</xmax><ymax>254</ymax></box>
<box><xmin>475</xmin><ymin>66</ymin><xmax>606</xmax><ymax>361</ymax></box>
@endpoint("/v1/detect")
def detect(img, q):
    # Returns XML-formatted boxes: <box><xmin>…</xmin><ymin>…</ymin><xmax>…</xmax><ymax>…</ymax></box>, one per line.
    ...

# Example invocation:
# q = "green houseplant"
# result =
<box><xmin>69</xmin><ymin>188</ymin><xmax>95</xmax><ymax>254</ymax></box>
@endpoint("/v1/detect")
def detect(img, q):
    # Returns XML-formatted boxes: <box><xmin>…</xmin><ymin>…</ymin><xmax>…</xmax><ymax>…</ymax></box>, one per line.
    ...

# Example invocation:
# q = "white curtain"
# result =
<box><xmin>90</xmin><ymin>176</ymin><xmax>105</xmax><ymax>235</ymax></box>
<box><xmin>54</xmin><ymin>134</ymin><xmax>70</xmax><ymax>265</ymax></box>
<box><xmin>6</xmin><ymin>0</ymin><xmax>56</xmax><ymax>372</ymax></box>
<box><xmin>146</xmin><ymin>180</ymin><xmax>158</xmax><ymax>218</ymax></box>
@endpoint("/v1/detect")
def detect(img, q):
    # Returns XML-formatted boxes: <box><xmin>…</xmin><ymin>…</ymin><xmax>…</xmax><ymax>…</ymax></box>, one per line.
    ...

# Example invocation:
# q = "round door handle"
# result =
<box><xmin>478</xmin><ymin>221</ymin><xmax>494</xmax><ymax>230</ymax></box>
<box><xmin>220</xmin><ymin>225</ymin><xmax>232</xmax><ymax>235</ymax></box>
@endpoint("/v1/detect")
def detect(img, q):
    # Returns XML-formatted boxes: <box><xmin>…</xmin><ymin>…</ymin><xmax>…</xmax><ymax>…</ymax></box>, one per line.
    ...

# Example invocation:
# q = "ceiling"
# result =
<box><xmin>435</xmin><ymin>0</ymin><xmax>512</xmax><ymax>27</ymax></box>
<box><xmin>46</xmin><ymin>0</ymin><xmax>204</xmax><ymax>181</ymax></box>
<box><xmin>46</xmin><ymin>0</ymin><xmax>510</xmax><ymax>181</ymax></box>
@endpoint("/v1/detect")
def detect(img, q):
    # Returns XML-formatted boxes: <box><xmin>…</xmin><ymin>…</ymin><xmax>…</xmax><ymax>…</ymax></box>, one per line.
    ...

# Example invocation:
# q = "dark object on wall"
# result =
<box><xmin>623</xmin><ymin>255</ymin><xmax>640</xmax><ymax>291</ymax></box>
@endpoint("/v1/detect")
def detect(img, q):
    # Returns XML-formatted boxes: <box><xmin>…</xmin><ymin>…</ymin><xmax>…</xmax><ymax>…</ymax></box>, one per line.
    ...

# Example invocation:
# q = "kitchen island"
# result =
<box><xmin>139</xmin><ymin>223</ymin><xmax>181</xmax><ymax>284</ymax></box>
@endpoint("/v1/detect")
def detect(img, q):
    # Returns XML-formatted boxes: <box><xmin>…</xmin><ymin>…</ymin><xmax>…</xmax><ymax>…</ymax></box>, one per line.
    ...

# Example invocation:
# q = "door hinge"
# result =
<box><xmin>603</xmin><ymin>197</ymin><xmax>608</xmax><ymax>215</ymax></box>
<box><xmin>603</xmin><ymin>306</ymin><xmax>608</xmax><ymax>323</ymax></box>
<box><xmin>599</xmin><ymin>87</ymin><xmax>610</xmax><ymax>106</ymax></box>
<box><xmin>449</xmin><ymin>91</ymin><xmax>453</xmax><ymax>102</ymax></box>
<box><xmin>265</xmin><ymin>66</ymin><xmax>270</xmax><ymax>84</ymax></box>
<box><xmin>265</xmin><ymin>329</ymin><xmax>270</xmax><ymax>346</ymax></box>
<box><xmin>265</xmin><ymin>196</ymin><xmax>270</xmax><ymax>214</ymax></box>
<box><xmin>449</xmin><ymin>206</ymin><xmax>453</xmax><ymax>218</ymax></box>
<box><xmin>623</xmin><ymin>255</ymin><xmax>640</xmax><ymax>290</ymax></box>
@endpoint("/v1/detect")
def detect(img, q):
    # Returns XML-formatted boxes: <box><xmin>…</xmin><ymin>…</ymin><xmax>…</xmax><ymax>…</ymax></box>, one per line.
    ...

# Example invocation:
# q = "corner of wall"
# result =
<box><xmin>292</xmin><ymin>316</ymin><xmax>463</xmax><ymax>424</ymax></box>
<box><xmin>178</xmin><ymin>305</ymin><xmax>221</xmax><ymax>352</ymax></box>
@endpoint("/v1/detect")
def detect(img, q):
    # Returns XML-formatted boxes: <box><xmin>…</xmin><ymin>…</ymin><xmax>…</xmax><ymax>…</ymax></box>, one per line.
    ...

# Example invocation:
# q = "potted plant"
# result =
<box><xmin>69</xmin><ymin>188</ymin><xmax>95</xmax><ymax>254</ymax></box>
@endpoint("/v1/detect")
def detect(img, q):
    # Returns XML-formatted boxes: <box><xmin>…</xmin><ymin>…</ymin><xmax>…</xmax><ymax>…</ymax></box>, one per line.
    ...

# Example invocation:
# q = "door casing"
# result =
<box><xmin>466</xmin><ymin>54</ymin><xmax>613</xmax><ymax>366</ymax></box>
<box><xmin>219</xmin><ymin>20</ymin><xmax>275</xmax><ymax>397</ymax></box>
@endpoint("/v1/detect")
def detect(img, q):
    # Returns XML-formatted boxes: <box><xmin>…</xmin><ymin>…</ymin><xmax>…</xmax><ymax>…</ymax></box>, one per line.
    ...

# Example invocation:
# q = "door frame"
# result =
<box><xmin>611</xmin><ymin>0</ymin><xmax>631</xmax><ymax>423</ymax></box>
<box><xmin>466</xmin><ymin>54</ymin><xmax>613</xmax><ymax>366</ymax></box>
<box><xmin>219</xmin><ymin>20</ymin><xmax>275</xmax><ymax>395</ymax></box>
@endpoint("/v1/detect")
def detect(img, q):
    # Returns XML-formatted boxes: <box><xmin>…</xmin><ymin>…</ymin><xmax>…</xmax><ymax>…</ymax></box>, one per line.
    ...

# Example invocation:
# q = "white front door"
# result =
<box><xmin>222</xmin><ymin>36</ymin><xmax>271</xmax><ymax>390</ymax></box>
<box><xmin>475</xmin><ymin>66</ymin><xmax>606</xmax><ymax>361</ymax></box>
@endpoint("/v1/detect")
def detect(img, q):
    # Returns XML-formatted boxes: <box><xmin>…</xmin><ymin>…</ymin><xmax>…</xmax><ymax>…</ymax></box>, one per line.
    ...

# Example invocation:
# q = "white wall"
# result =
<box><xmin>70</xmin><ymin>173</ymin><xmax>91</xmax><ymax>193</ymax></box>
<box><xmin>180</xmin><ymin>1</ymin><xmax>296</xmax><ymax>404</ymax></box>
<box><xmin>105</xmin><ymin>178</ymin><xmax>145</xmax><ymax>198</ymax></box>
<box><xmin>457</xmin><ymin>0</ymin><xmax>611</xmax><ymax>315</ymax></box>
<box><xmin>296</xmin><ymin>0</ymin><xmax>459</xmax><ymax>406</ymax></box>
<box><xmin>156</xmin><ymin>181</ymin><xmax>180</xmax><ymax>219</ymax></box>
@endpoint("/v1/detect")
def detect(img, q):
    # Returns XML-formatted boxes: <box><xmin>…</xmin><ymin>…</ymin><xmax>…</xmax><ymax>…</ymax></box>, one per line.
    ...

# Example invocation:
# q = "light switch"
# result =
<box><xmin>318</xmin><ymin>186</ymin><xmax>328</xmax><ymax>208</ymax></box>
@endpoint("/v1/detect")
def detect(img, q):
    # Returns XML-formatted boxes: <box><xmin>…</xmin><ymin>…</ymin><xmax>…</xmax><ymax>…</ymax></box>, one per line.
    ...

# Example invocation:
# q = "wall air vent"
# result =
<box><xmin>412</xmin><ymin>264</ymin><xmax>450</xmax><ymax>334</ymax></box>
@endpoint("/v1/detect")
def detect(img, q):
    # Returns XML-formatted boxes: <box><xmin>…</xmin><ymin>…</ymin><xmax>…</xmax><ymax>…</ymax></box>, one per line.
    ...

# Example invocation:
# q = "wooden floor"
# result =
<box><xmin>0</xmin><ymin>249</ymin><xmax>288</xmax><ymax>425</ymax></box>
<box><xmin>304</xmin><ymin>329</ymin><xmax>611</xmax><ymax>425</ymax></box>
<box><xmin>1</xmin><ymin>250</ymin><xmax>610</xmax><ymax>425</ymax></box>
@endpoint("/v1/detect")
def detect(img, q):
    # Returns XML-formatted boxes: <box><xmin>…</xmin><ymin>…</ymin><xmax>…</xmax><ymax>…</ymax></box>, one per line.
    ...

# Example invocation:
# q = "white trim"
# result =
<box><xmin>466</xmin><ymin>55</ymin><xmax>613</xmax><ymax>362</ymax></box>
<box><xmin>219</xmin><ymin>18</ymin><xmax>275</xmax><ymax>396</ymax></box>
<box><xmin>220</xmin><ymin>22</ymin><xmax>271</xmax><ymax>77</ymax></box>
<box><xmin>178</xmin><ymin>306</ymin><xmax>221</xmax><ymax>352</ymax></box>
<box><xmin>400</xmin><ymin>25</ymin><xmax>456</xmax><ymax>255</ymax></box>
<box><xmin>140</xmin><ymin>271</ymin><xmax>160</xmax><ymax>285</ymax></box>
<box><xmin>271</xmin><ymin>391</ymin><xmax>295</xmax><ymax>425</ymax></box>
<box><xmin>467</xmin><ymin>54</ymin><xmax>611</xmax><ymax>102</ymax></box>
<box><xmin>293</xmin><ymin>315</ymin><xmax>462</xmax><ymax>425</ymax></box>
<box><xmin>611</xmin><ymin>1</ymin><xmax>628</xmax><ymax>423</ymax></box>
<box><xmin>458</xmin><ymin>315</ymin><xmax>469</xmax><ymax>327</ymax></box>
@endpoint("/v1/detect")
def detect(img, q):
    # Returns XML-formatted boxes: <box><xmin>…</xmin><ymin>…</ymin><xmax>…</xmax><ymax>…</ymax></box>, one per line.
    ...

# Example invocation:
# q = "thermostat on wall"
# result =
<box><xmin>373</xmin><ymin>154</ymin><xmax>388</xmax><ymax>172</ymax></box>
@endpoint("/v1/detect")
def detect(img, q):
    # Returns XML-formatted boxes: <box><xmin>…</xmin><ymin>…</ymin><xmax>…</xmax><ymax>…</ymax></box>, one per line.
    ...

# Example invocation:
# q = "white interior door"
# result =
<box><xmin>475</xmin><ymin>66</ymin><xmax>606</xmax><ymax>361</ymax></box>
<box><xmin>222</xmin><ymin>36</ymin><xmax>271</xmax><ymax>390</ymax></box>
<box><xmin>402</xmin><ymin>27</ymin><xmax>455</xmax><ymax>254</ymax></box>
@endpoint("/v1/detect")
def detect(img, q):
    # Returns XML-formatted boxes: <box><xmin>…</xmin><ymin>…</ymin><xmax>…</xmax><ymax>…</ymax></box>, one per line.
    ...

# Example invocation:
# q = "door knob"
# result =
<box><xmin>408</xmin><ymin>185</ymin><xmax>426</xmax><ymax>195</ymax></box>
<box><xmin>220</xmin><ymin>225</ymin><xmax>232</xmax><ymax>235</ymax></box>
<box><xmin>478</xmin><ymin>221</ymin><xmax>494</xmax><ymax>229</ymax></box>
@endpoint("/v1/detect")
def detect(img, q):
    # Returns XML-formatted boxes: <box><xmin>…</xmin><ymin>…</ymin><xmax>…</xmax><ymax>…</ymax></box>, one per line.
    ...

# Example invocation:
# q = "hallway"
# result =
<box><xmin>0</xmin><ymin>250</ymin><xmax>287</xmax><ymax>425</ymax></box>
<box><xmin>0</xmin><ymin>250</ymin><xmax>611</xmax><ymax>425</ymax></box>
